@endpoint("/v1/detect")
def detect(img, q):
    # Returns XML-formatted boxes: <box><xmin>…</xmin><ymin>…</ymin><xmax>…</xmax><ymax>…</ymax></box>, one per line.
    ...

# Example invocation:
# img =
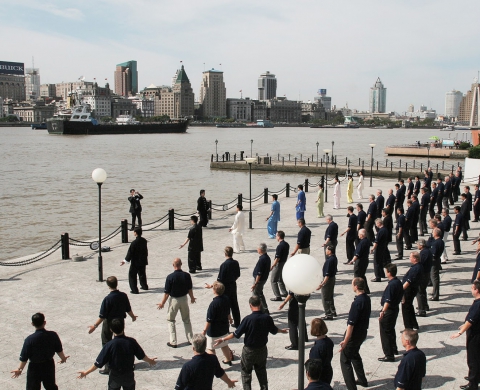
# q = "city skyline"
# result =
<box><xmin>1</xmin><ymin>0</ymin><xmax>480</xmax><ymax>114</ymax></box>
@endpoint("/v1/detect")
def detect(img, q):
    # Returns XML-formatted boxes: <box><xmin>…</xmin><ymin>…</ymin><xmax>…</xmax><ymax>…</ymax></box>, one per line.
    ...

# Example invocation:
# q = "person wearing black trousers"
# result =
<box><xmin>453</xmin><ymin>206</ymin><xmax>464</xmax><ymax>255</ymax></box>
<box><xmin>365</xmin><ymin>195</ymin><xmax>377</xmax><ymax>244</ymax></box>
<box><xmin>429</xmin><ymin>182</ymin><xmax>439</xmax><ymax>219</ymax></box>
<box><xmin>419</xmin><ymin>187</ymin><xmax>430</xmax><ymax>236</ymax></box>
<box><xmin>436</xmin><ymin>177</ymin><xmax>445</xmax><ymax>214</ymax></box>
<box><xmin>378</xmin><ymin>264</ymin><xmax>403</xmax><ymax>362</ymax></box>
<box><xmin>341</xmin><ymin>207</ymin><xmax>357</xmax><ymax>264</ymax></box>
<box><xmin>395</xmin><ymin>208</ymin><xmax>406</xmax><ymax>260</ymax></box>
<box><xmin>128</xmin><ymin>189</ymin><xmax>143</xmax><ymax>230</ymax></box>
<box><xmin>461</xmin><ymin>192</ymin><xmax>471</xmax><ymax>240</ymax></box>
<box><xmin>122</xmin><ymin>227</ymin><xmax>148</xmax><ymax>294</ymax></box>
<box><xmin>349</xmin><ymin>229</ymin><xmax>371</xmax><ymax>295</ymax></box>
<box><xmin>371</xmin><ymin>219</ymin><xmax>390</xmax><ymax>281</ymax></box>
<box><xmin>278</xmin><ymin>291</ymin><xmax>308</xmax><ymax>350</ymax></box>
<box><xmin>473</xmin><ymin>184</ymin><xmax>480</xmax><ymax>222</ymax></box>
<box><xmin>415</xmin><ymin>240</ymin><xmax>432</xmax><ymax>317</ymax></box>
<box><xmin>404</xmin><ymin>200</ymin><xmax>414</xmax><ymax>250</ymax></box>
<box><xmin>382</xmin><ymin>208</ymin><xmax>393</xmax><ymax>243</ymax></box>
<box><xmin>179</xmin><ymin>215</ymin><xmax>204</xmax><ymax>273</ymax></box>
<box><xmin>197</xmin><ymin>189</ymin><xmax>210</xmax><ymax>227</ymax></box>
<box><xmin>410</xmin><ymin>194</ymin><xmax>420</xmax><ymax>243</ymax></box>
<box><xmin>401</xmin><ymin>252</ymin><xmax>423</xmax><ymax>330</ymax></box>
<box><xmin>317</xmin><ymin>245</ymin><xmax>338</xmax><ymax>320</ymax></box>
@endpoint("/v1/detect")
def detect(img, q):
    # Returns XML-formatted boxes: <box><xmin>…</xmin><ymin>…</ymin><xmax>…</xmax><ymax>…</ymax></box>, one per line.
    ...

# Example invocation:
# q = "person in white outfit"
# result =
<box><xmin>357</xmin><ymin>171</ymin><xmax>364</xmax><ymax>200</ymax></box>
<box><xmin>229</xmin><ymin>204</ymin><xmax>246</xmax><ymax>253</ymax></box>
<box><xmin>333</xmin><ymin>177</ymin><xmax>341</xmax><ymax>209</ymax></box>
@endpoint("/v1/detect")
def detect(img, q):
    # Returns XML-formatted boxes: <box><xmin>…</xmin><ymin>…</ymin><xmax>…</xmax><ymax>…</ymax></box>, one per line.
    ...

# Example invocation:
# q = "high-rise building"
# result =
<box><xmin>313</xmin><ymin>89</ymin><xmax>331</xmax><ymax>111</ymax></box>
<box><xmin>445</xmin><ymin>90</ymin><xmax>463</xmax><ymax>118</ymax></box>
<box><xmin>258</xmin><ymin>71</ymin><xmax>277</xmax><ymax>101</ymax></box>
<box><xmin>227</xmin><ymin>98</ymin><xmax>252</xmax><ymax>122</ymax></box>
<box><xmin>0</xmin><ymin>61</ymin><xmax>25</xmax><ymax>101</ymax></box>
<box><xmin>458</xmin><ymin>79</ymin><xmax>480</xmax><ymax>126</ymax></box>
<box><xmin>75</xmin><ymin>82</ymin><xmax>112</xmax><ymax>118</ymax></box>
<box><xmin>199</xmin><ymin>69</ymin><xmax>226</xmax><ymax>118</ymax></box>
<box><xmin>114</xmin><ymin>60</ymin><xmax>138</xmax><ymax>97</ymax></box>
<box><xmin>369</xmin><ymin>77</ymin><xmax>387</xmax><ymax>113</ymax></box>
<box><xmin>40</xmin><ymin>84</ymin><xmax>56</xmax><ymax>98</ymax></box>
<box><xmin>25</xmin><ymin>68</ymin><xmax>40</xmax><ymax>100</ymax></box>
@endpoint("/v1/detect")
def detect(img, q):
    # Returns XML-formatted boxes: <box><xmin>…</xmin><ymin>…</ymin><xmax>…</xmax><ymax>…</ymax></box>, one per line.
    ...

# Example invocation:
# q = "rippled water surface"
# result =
<box><xmin>1</xmin><ymin>126</ymin><xmax>453</xmax><ymax>259</ymax></box>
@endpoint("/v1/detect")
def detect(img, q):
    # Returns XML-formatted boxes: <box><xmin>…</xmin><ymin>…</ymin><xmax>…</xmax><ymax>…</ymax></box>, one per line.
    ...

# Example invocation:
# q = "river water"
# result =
<box><xmin>1</xmin><ymin>126</ymin><xmax>460</xmax><ymax>260</ymax></box>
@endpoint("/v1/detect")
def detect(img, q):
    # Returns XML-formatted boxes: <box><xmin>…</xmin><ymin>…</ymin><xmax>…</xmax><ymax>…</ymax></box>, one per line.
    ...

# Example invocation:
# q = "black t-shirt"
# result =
<box><xmin>275</xmin><ymin>240</ymin><xmax>290</xmax><ymax>263</ymax></box>
<box><xmin>217</xmin><ymin>258</ymin><xmax>240</xmax><ymax>284</ymax></box>
<box><xmin>380</xmin><ymin>277</ymin><xmax>403</xmax><ymax>307</ymax></box>
<box><xmin>297</xmin><ymin>226</ymin><xmax>312</xmax><ymax>248</ymax></box>
<box><xmin>323</xmin><ymin>255</ymin><xmax>338</xmax><ymax>277</ymax></box>
<box><xmin>394</xmin><ymin>348</ymin><xmax>426</xmax><ymax>390</ymax></box>
<box><xmin>347</xmin><ymin>293</ymin><xmax>371</xmax><ymax>336</ymax></box>
<box><xmin>347</xmin><ymin>214</ymin><xmax>358</xmax><ymax>240</ymax></box>
<box><xmin>357</xmin><ymin>210</ymin><xmax>367</xmax><ymax>229</ymax></box>
<box><xmin>165</xmin><ymin>270</ymin><xmax>193</xmax><ymax>297</ymax></box>
<box><xmin>324</xmin><ymin>222</ymin><xmax>338</xmax><ymax>242</ymax></box>
<box><xmin>19</xmin><ymin>329</ymin><xmax>62</xmax><ymax>363</ymax></box>
<box><xmin>253</xmin><ymin>253</ymin><xmax>271</xmax><ymax>281</ymax></box>
<box><xmin>206</xmin><ymin>295</ymin><xmax>231</xmax><ymax>337</ymax></box>
<box><xmin>175</xmin><ymin>353</ymin><xmax>225</xmax><ymax>390</ymax></box>
<box><xmin>94</xmin><ymin>334</ymin><xmax>145</xmax><ymax>373</ymax></box>
<box><xmin>99</xmin><ymin>290</ymin><xmax>132</xmax><ymax>320</ymax></box>
<box><xmin>466</xmin><ymin>298</ymin><xmax>480</xmax><ymax>336</ymax></box>
<box><xmin>402</xmin><ymin>263</ymin><xmax>423</xmax><ymax>290</ymax></box>
<box><xmin>234</xmin><ymin>311</ymin><xmax>278</xmax><ymax>348</ymax></box>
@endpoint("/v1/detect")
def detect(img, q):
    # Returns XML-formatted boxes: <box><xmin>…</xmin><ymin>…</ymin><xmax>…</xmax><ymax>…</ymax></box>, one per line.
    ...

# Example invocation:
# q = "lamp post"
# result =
<box><xmin>282</xmin><ymin>254</ymin><xmax>322</xmax><ymax>390</ymax></box>
<box><xmin>331</xmin><ymin>140</ymin><xmax>335</xmax><ymax>164</ymax></box>
<box><xmin>215</xmin><ymin>139</ymin><xmax>218</xmax><ymax>156</ymax></box>
<box><xmin>92</xmin><ymin>168</ymin><xmax>107</xmax><ymax>282</ymax></box>
<box><xmin>323</xmin><ymin>149</ymin><xmax>330</xmax><ymax>202</ymax></box>
<box><xmin>316</xmin><ymin>141</ymin><xmax>319</xmax><ymax>167</ymax></box>
<box><xmin>245</xmin><ymin>157</ymin><xmax>256</xmax><ymax>229</ymax></box>
<box><xmin>250</xmin><ymin>139</ymin><xmax>253</xmax><ymax>157</ymax></box>
<box><xmin>427</xmin><ymin>144</ymin><xmax>430</xmax><ymax>167</ymax></box>
<box><xmin>369</xmin><ymin>144</ymin><xmax>376</xmax><ymax>187</ymax></box>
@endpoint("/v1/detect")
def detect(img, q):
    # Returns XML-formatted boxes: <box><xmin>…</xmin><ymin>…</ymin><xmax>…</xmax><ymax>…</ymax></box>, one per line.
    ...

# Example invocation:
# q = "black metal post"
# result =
<box><xmin>121</xmin><ymin>219</ymin><xmax>128</xmax><ymax>243</ymax></box>
<box><xmin>286</xmin><ymin>183</ymin><xmax>290</xmax><ymax>198</ymax></box>
<box><xmin>248</xmin><ymin>162</ymin><xmax>253</xmax><ymax>229</ymax></box>
<box><xmin>307</xmin><ymin>158</ymin><xmax>310</xmax><ymax>167</ymax></box>
<box><xmin>97</xmin><ymin>183</ymin><xmax>103</xmax><ymax>282</ymax></box>
<box><xmin>215</xmin><ymin>139</ymin><xmax>218</xmax><ymax>155</ymax></box>
<box><xmin>398</xmin><ymin>171</ymin><xmax>402</xmax><ymax>181</ymax></box>
<box><xmin>238</xmin><ymin>193</ymin><xmax>242</xmax><ymax>207</ymax></box>
<box><xmin>305</xmin><ymin>179</ymin><xmax>309</xmax><ymax>192</ymax></box>
<box><xmin>296</xmin><ymin>294</ymin><xmax>310</xmax><ymax>390</ymax></box>
<box><xmin>250</xmin><ymin>139</ymin><xmax>253</xmax><ymax>156</ymax></box>
<box><xmin>331</xmin><ymin>141</ymin><xmax>334</xmax><ymax>161</ymax></box>
<box><xmin>282</xmin><ymin>157</ymin><xmax>284</xmax><ymax>166</ymax></box>
<box><xmin>264</xmin><ymin>188</ymin><xmax>268</xmax><ymax>203</ymax></box>
<box><xmin>316</xmin><ymin>142</ymin><xmax>319</xmax><ymax>167</ymax></box>
<box><xmin>295</xmin><ymin>157</ymin><xmax>297</xmax><ymax>166</ymax></box>
<box><xmin>168</xmin><ymin>208</ymin><xmax>174</xmax><ymax>230</ymax></box>
<box><xmin>207</xmin><ymin>200</ymin><xmax>212</xmax><ymax>220</ymax></box>
<box><xmin>61</xmin><ymin>233</ymin><xmax>69</xmax><ymax>260</ymax></box>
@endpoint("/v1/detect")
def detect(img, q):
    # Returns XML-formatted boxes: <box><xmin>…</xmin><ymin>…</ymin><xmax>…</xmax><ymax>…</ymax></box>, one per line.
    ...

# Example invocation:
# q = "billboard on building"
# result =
<box><xmin>0</xmin><ymin>61</ymin><xmax>25</xmax><ymax>75</ymax></box>
<box><xmin>318</xmin><ymin>89</ymin><xmax>327</xmax><ymax>96</ymax></box>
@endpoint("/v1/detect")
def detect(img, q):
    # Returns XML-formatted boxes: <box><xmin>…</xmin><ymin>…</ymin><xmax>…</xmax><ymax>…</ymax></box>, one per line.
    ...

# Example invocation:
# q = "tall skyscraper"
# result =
<box><xmin>445</xmin><ymin>90</ymin><xmax>463</xmax><ymax>118</ymax></box>
<box><xmin>458</xmin><ymin>79</ymin><xmax>480</xmax><ymax>126</ymax></box>
<box><xmin>172</xmin><ymin>65</ymin><xmax>194</xmax><ymax>118</ymax></box>
<box><xmin>114</xmin><ymin>60</ymin><xmax>138</xmax><ymax>96</ymax></box>
<box><xmin>369</xmin><ymin>77</ymin><xmax>387</xmax><ymax>113</ymax></box>
<box><xmin>25</xmin><ymin>68</ymin><xmax>40</xmax><ymax>100</ymax></box>
<box><xmin>258</xmin><ymin>71</ymin><xmax>277</xmax><ymax>101</ymax></box>
<box><xmin>199</xmin><ymin>69</ymin><xmax>226</xmax><ymax>118</ymax></box>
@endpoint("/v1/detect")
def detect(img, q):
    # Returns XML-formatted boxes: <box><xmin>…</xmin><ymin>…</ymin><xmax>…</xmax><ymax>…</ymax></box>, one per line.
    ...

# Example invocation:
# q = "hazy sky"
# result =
<box><xmin>2</xmin><ymin>0</ymin><xmax>479</xmax><ymax>114</ymax></box>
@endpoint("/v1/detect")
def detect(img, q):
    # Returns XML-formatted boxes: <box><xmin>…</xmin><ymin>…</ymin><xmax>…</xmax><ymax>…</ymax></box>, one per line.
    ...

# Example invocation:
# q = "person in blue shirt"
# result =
<box><xmin>394</xmin><ymin>329</ymin><xmax>426</xmax><ymax>390</ymax></box>
<box><xmin>450</xmin><ymin>280</ymin><xmax>480</xmax><ymax>390</ymax></box>
<box><xmin>304</xmin><ymin>359</ymin><xmax>333</xmax><ymax>390</ymax></box>
<box><xmin>266</xmin><ymin>194</ymin><xmax>280</xmax><ymax>239</ymax></box>
<box><xmin>309</xmin><ymin>318</ymin><xmax>334</xmax><ymax>385</ymax></box>
<box><xmin>175</xmin><ymin>334</ymin><xmax>237</xmax><ymax>389</ymax></box>
<box><xmin>11</xmin><ymin>313</ymin><xmax>69</xmax><ymax>389</ymax></box>
<box><xmin>77</xmin><ymin>318</ymin><xmax>156</xmax><ymax>388</ymax></box>
<box><xmin>296</xmin><ymin>184</ymin><xmax>306</xmax><ymax>220</ymax></box>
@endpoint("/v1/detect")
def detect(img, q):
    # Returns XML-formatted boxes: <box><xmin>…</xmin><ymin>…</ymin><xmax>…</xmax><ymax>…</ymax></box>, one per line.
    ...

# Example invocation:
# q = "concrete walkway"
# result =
<box><xmin>0</xmin><ymin>178</ymin><xmax>478</xmax><ymax>390</ymax></box>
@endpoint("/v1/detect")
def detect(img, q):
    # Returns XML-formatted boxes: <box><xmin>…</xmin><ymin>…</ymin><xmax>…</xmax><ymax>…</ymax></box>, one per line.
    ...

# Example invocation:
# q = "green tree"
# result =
<box><xmin>468</xmin><ymin>145</ymin><xmax>480</xmax><ymax>159</ymax></box>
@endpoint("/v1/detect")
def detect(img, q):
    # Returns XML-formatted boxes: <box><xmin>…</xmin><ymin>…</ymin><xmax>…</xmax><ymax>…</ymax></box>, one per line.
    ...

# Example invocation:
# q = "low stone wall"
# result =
<box><xmin>385</xmin><ymin>146</ymin><xmax>468</xmax><ymax>158</ymax></box>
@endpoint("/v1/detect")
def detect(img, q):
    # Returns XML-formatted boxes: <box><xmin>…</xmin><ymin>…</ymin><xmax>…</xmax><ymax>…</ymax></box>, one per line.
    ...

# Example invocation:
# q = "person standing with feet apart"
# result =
<box><xmin>121</xmin><ymin>227</ymin><xmax>149</xmax><ymax>294</ymax></box>
<box><xmin>339</xmin><ymin>277</ymin><xmax>371</xmax><ymax>390</ymax></box>
<box><xmin>128</xmin><ymin>189</ymin><xmax>143</xmax><ymax>231</ymax></box>
<box><xmin>270</xmin><ymin>231</ymin><xmax>289</xmax><ymax>302</ymax></box>
<box><xmin>197</xmin><ymin>189</ymin><xmax>210</xmax><ymax>227</ymax></box>
<box><xmin>179</xmin><ymin>215</ymin><xmax>203</xmax><ymax>273</ymax></box>
<box><xmin>251</xmin><ymin>243</ymin><xmax>271</xmax><ymax>314</ymax></box>
<box><xmin>401</xmin><ymin>252</ymin><xmax>423</xmax><ymax>331</ymax></box>
<box><xmin>157</xmin><ymin>258</ymin><xmax>196</xmax><ymax>348</ymax></box>
<box><xmin>266</xmin><ymin>194</ymin><xmax>280</xmax><ymax>239</ymax></box>
<box><xmin>316</xmin><ymin>245</ymin><xmax>338</xmax><ymax>321</ymax></box>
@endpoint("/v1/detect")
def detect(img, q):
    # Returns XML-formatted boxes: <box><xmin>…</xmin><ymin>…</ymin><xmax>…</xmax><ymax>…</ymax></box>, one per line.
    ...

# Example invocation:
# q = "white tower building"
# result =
<box><xmin>445</xmin><ymin>90</ymin><xmax>463</xmax><ymax>118</ymax></box>
<box><xmin>369</xmin><ymin>77</ymin><xmax>386</xmax><ymax>113</ymax></box>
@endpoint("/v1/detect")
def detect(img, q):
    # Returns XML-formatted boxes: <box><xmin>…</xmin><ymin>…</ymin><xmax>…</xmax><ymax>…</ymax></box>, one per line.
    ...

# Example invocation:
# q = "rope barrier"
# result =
<box><xmin>0</xmin><ymin>239</ymin><xmax>62</xmax><ymax>267</ymax></box>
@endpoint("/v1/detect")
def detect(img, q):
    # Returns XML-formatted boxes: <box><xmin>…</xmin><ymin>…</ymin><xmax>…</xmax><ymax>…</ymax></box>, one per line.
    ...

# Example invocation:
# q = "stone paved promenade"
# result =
<box><xmin>0</xmin><ymin>178</ymin><xmax>478</xmax><ymax>390</ymax></box>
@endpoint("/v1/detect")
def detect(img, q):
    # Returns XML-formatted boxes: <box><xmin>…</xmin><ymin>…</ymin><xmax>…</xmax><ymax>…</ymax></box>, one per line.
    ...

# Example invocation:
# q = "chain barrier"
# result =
<box><xmin>143</xmin><ymin>217</ymin><xmax>169</xmax><ymax>231</ymax></box>
<box><xmin>0</xmin><ymin>239</ymin><xmax>62</xmax><ymax>267</ymax></box>
<box><xmin>139</xmin><ymin>213</ymin><xmax>169</xmax><ymax>227</ymax></box>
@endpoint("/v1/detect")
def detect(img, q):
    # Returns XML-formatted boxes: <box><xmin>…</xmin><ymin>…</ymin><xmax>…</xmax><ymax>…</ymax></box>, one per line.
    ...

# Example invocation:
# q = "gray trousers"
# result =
<box><xmin>270</xmin><ymin>262</ymin><xmax>287</xmax><ymax>298</ymax></box>
<box><xmin>430</xmin><ymin>259</ymin><xmax>441</xmax><ymax>300</ymax></box>
<box><xmin>253</xmin><ymin>280</ymin><xmax>268</xmax><ymax>312</ymax></box>
<box><xmin>241</xmin><ymin>345</ymin><xmax>268</xmax><ymax>390</ymax></box>
<box><xmin>321</xmin><ymin>277</ymin><xmax>336</xmax><ymax>316</ymax></box>
<box><xmin>167</xmin><ymin>295</ymin><xmax>193</xmax><ymax>345</ymax></box>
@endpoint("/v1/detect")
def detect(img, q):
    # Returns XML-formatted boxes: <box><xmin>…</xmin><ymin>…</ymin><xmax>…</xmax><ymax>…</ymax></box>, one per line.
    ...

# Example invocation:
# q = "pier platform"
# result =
<box><xmin>0</xmin><ymin>178</ymin><xmax>478</xmax><ymax>389</ymax></box>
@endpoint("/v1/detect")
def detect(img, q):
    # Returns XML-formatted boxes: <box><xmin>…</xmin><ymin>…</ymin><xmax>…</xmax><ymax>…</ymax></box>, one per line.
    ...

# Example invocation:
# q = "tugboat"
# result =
<box><xmin>47</xmin><ymin>104</ymin><xmax>188</xmax><ymax>135</ymax></box>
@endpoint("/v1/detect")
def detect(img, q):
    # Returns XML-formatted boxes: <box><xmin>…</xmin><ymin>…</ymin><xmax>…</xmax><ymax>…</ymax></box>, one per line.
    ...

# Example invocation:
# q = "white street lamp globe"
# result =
<box><xmin>92</xmin><ymin>168</ymin><xmax>107</xmax><ymax>183</ymax></box>
<box><xmin>282</xmin><ymin>254</ymin><xmax>322</xmax><ymax>295</ymax></box>
<box><xmin>323</xmin><ymin>149</ymin><xmax>331</xmax><ymax>154</ymax></box>
<box><xmin>369</xmin><ymin>143</ymin><xmax>376</xmax><ymax>148</ymax></box>
<box><xmin>245</xmin><ymin>157</ymin><xmax>256</xmax><ymax>163</ymax></box>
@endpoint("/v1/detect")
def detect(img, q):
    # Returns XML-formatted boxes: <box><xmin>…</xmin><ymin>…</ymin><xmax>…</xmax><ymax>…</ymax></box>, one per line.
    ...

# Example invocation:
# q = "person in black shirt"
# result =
<box><xmin>356</xmin><ymin>204</ymin><xmax>367</xmax><ymax>245</ymax></box>
<box><xmin>450</xmin><ymin>280</ymin><xmax>480</xmax><ymax>390</ymax></box>
<box><xmin>341</xmin><ymin>206</ymin><xmax>357</xmax><ymax>264</ymax></box>
<box><xmin>443</xmin><ymin>176</ymin><xmax>452</xmax><ymax>209</ymax></box>
<box><xmin>128</xmin><ymin>189</ymin><xmax>143</xmax><ymax>230</ymax></box>
<box><xmin>364</xmin><ymin>195</ymin><xmax>377</xmax><ymax>243</ymax></box>
<box><xmin>440</xmin><ymin>208</ymin><xmax>452</xmax><ymax>263</ymax></box>
<box><xmin>461</xmin><ymin>192</ymin><xmax>471</xmax><ymax>240</ymax></box>
<box><xmin>202</xmin><ymin>282</ymin><xmax>234</xmax><ymax>365</ymax></box>
<box><xmin>402</xmin><ymin>252</ymin><xmax>423</xmax><ymax>330</ymax></box>
<box><xmin>206</xmin><ymin>246</ymin><xmax>241</xmax><ymax>327</ymax></box>
<box><xmin>410</xmin><ymin>194</ymin><xmax>420</xmax><ymax>243</ymax></box>
<box><xmin>370</xmin><ymin>219</ymin><xmax>391</xmax><ymax>281</ymax></box>
<box><xmin>291</xmin><ymin>218</ymin><xmax>312</xmax><ymax>255</ymax></box>
<box><xmin>349</xmin><ymin>229</ymin><xmax>371</xmax><ymax>295</ymax></box>
<box><xmin>472</xmin><ymin>242</ymin><xmax>480</xmax><ymax>283</ymax></box>
<box><xmin>404</xmin><ymin>199</ymin><xmax>414</xmax><ymax>250</ymax></box>
<box><xmin>88</xmin><ymin>276</ymin><xmax>137</xmax><ymax>374</ymax></box>
<box><xmin>278</xmin><ymin>291</ymin><xmax>308</xmax><ymax>350</ymax></box>
<box><xmin>473</xmin><ymin>184</ymin><xmax>480</xmax><ymax>222</ymax></box>
<box><xmin>436</xmin><ymin>177</ymin><xmax>445</xmax><ymax>214</ymax></box>
<box><xmin>304</xmin><ymin>358</ymin><xmax>334</xmax><ymax>390</ymax></box>
<box><xmin>406</xmin><ymin>178</ymin><xmax>414</xmax><ymax>200</ymax></box>
<box><xmin>216</xmin><ymin>296</ymin><xmax>288</xmax><ymax>390</ymax></box>
<box><xmin>252</xmin><ymin>243</ymin><xmax>271</xmax><ymax>314</ymax></box>
<box><xmin>180</xmin><ymin>215</ymin><xmax>204</xmax><ymax>273</ymax></box>
<box><xmin>382</xmin><ymin>208</ymin><xmax>393</xmax><ymax>243</ymax></box>
<box><xmin>415</xmin><ymin>240</ymin><xmax>432</xmax><ymax>317</ymax></box>
<box><xmin>419</xmin><ymin>187</ymin><xmax>430</xmax><ymax>236</ymax></box>
<box><xmin>270</xmin><ymin>231</ymin><xmax>289</xmax><ymax>301</ymax></box>
<box><xmin>322</xmin><ymin>215</ymin><xmax>338</xmax><ymax>254</ymax></box>
<box><xmin>378</xmin><ymin>264</ymin><xmax>403</xmax><ymax>362</ymax></box>
<box><xmin>340</xmin><ymin>277</ymin><xmax>371</xmax><ymax>390</ymax></box>
<box><xmin>77</xmin><ymin>318</ymin><xmax>156</xmax><ymax>387</ymax></box>
<box><xmin>414</xmin><ymin>176</ymin><xmax>421</xmax><ymax>196</ymax></box>
<box><xmin>453</xmin><ymin>206</ymin><xmax>463</xmax><ymax>255</ymax></box>
<box><xmin>175</xmin><ymin>334</ymin><xmax>237</xmax><ymax>389</ymax></box>
<box><xmin>429</xmin><ymin>228</ymin><xmax>445</xmax><ymax>301</ymax></box>
<box><xmin>157</xmin><ymin>258</ymin><xmax>196</xmax><ymax>347</ymax></box>
<box><xmin>394</xmin><ymin>329</ymin><xmax>426</xmax><ymax>390</ymax></box>
<box><xmin>429</xmin><ymin>182</ymin><xmax>439</xmax><ymax>219</ymax></box>
<box><xmin>395</xmin><ymin>208</ymin><xmax>406</xmax><ymax>260</ymax></box>
<box><xmin>316</xmin><ymin>245</ymin><xmax>338</xmax><ymax>320</ymax></box>
<box><xmin>395</xmin><ymin>183</ymin><xmax>405</xmax><ymax>221</ymax></box>
<box><xmin>375</xmin><ymin>189</ymin><xmax>385</xmax><ymax>219</ymax></box>
<box><xmin>11</xmin><ymin>313</ymin><xmax>69</xmax><ymax>389</ymax></box>
<box><xmin>385</xmin><ymin>189</ymin><xmax>396</xmax><ymax>215</ymax></box>
<box><xmin>197</xmin><ymin>189</ymin><xmax>209</xmax><ymax>227</ymax></box>
<box><xmin>121</xmin><ymin>227</ymin><xmax>149</xmax><ymax>294</ymax></box>
<box><xmin>309</xmin><ymin>318</ymin><xmax>334</xmax><ymax>384</ymax></box>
